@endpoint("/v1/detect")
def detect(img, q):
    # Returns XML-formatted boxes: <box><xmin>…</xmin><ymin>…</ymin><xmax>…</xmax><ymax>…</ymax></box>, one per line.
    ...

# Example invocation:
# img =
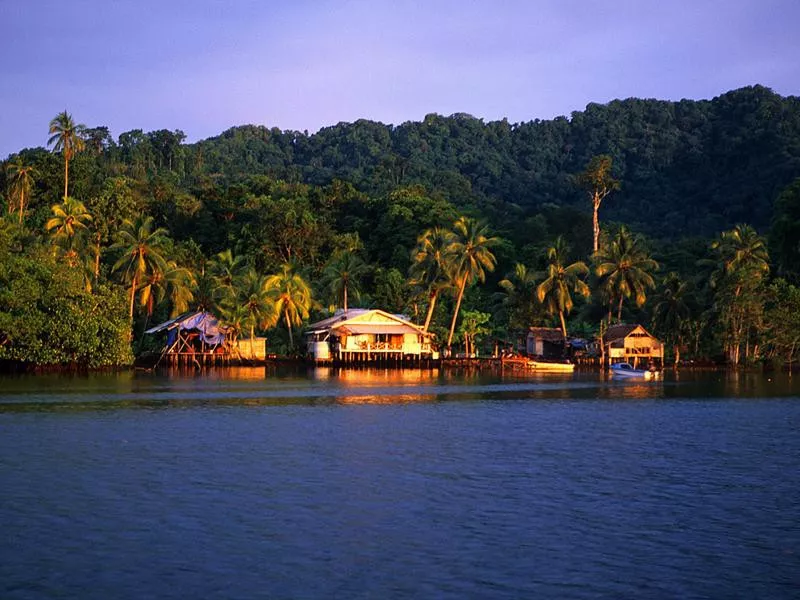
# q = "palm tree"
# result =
<box><xmin>208</xmin><ymin>249</ymin><xmax>246</xmax><ymax>305</ymax></box>
<box><xmin>234</xmin><ymin>269</ymin><xmax>278</xmax><ymax>354</ymax></box>
<box><xmin>495</xmin><ymin>263</ymin><xmax>544</xmax><ymax>332</ymax></box>
<box><xmin>409</xmin><ymin>226</ymin><xmax>454</xmax><ymax>331</ymax></box>
<box><xmin>652</xmin><ymin>273</ymin><xmax>693</xmax><ymax>368</ymax></box>
<box><xmin>6</xmin><ymin>158</ymin><xmax>36</xmax><ymax>225</ymax></box>
<box><xmin>323</xmin><ymin>250</ymin><xmax>368</xmax><ymax>312</ymax></box>
<box><xmin>138</xmin><ymin>261</ymin><xmax>196</xmax><ymax>318</ymax></box>
<box><xmin>445</xmin><ymin>217</ymin><xmax>499</xmax><ymax>348</ymax></box>
<box><xmin>110</xmin><ymin>215</ymin><xmax>170</xmax><ymax>319</ymax></box>
<box><xmin>711</xmin><ymin>224</ymin><xmax>770</xmax><ymax>292</ymax></box>
<box><xmin>48</xmin><ymin>111</ymin><xmax>86</xmax><ymax>200</ymax></box>
<box><xmin>594</xmin><ymin>226</ymin><xmax>658</xmax><ymax>322</ymax></box>
<box><xmin>709</xmin><ymin>224</ymin><xmax>770</xmax><ymax>365</ymax></box>
<box><xmin>45</xmin><ymin>197</ymin><xmax>93</xmax><ymax>260</ymax></box>
<box><xmin>536</xmin><ymin>237</ymin><xmax>590</xmax><ymax>338</ymax></box>
<box><xmin>265</xmin><ymin>262</ymin><xmax>313</xmax><ymax>349</ymax></box>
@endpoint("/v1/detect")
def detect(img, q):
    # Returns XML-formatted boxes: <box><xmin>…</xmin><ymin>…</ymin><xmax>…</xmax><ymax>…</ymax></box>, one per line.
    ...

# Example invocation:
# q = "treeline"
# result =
<box><xmin>1</xmin><ymin>86</ymin><xmax>800</xmax><ymax>368</ymax></box>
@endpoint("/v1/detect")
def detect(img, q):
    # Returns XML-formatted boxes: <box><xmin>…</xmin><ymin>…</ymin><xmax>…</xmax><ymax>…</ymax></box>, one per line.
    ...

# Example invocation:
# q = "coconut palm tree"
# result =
<box><xmin>709</xmin><ymin>224</ymin><xmax>770</xmax><ymax>365</ymax></box>
<box><xmin>235</xmin><ymin>269</ymin><xmax>278</xmax><ymax>354</ymax></box>
<box><xmin>208</xmin><ymin>248</ymin><xmax>247</xmax><ymax>305</ymax></box>
<box><xmin>6</xmin><ymin>158</ymin><xmax>36</xmax><ymax>225</ymax></box>
<box><xmin>138</xmin><ymin>261</ymin><xmax>196</xmax><ymax>318</ymax></box>
<box><xmin>445</xmin><ymin>217</ymin><xmax>499</xmax><ymax>348</ymax></box>
<box><xmin>45</xmin><ymin>197</ymin><xmax>93</xmax><ymax>261</ymax></box>
<box><xmin>409</xmin><ymin>226</ymin><xmax>454</xmax><ymax>331</ymax></box>
<box><xmin>265</xmin><ymin>262</ymin><xmax>313</xmax><ymax>349</ymax></box>
<box><xmin>536</xmin><ymin>237</ymin><xmax>590</xmax><ymax>339</ymax></box>
<box><xmin>496</xmin><ymin>263</ymin><xmax>544</xmax><ymax>332</ymax></box>
<box><xmin>323</xmin><ymin>250</ymin><xmax>368</xmax><ymax>312</ymax></box>
<box><xmin>652</xmin><ymin>272</ymin><xmax>693</xmax><ymax>368</ymax></box>
<box><xmin>594</xmin><ymin>226</ymin><xmax>658</xmax><ymax>322</ymax></box>
<box><xmin>711</xmin><ymin>224</ymin><xmax>770</xmax><ymax>291</ymax></box>
<box><xmin>48</xmin><ymin>111</ymin><xmax>86</xmax><ymax>200</ymax></box>
<box><xmin>110</xmin><ymin>215</ymin><xmax>170</xmax><ymax>319</ymax></box>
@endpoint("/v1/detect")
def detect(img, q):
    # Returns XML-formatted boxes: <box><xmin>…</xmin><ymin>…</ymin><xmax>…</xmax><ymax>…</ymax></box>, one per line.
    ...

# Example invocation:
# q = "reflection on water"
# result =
<box><xmin>2</xmin><ymin>367</ymin><xmax>799</xmax><ymax>598</ymax></box>
<box><xmin>0</xmin><ymin>367</ymin><xmax>797</xmax><ymax>412</ymax></box>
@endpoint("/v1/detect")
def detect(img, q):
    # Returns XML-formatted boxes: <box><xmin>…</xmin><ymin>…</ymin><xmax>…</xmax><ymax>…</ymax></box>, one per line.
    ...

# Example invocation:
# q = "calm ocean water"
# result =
<box><xmin>1</xmin><ymin>368</ymin><xmax>799</xmax><ymax>599</ymax></box>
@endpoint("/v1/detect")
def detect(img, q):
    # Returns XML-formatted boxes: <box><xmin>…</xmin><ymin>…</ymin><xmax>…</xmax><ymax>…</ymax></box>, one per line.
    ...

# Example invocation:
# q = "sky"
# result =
<box><xmin>2</xmin><ymin>0</ymin><xmax>799</xmax><ymax>158</ymax></box>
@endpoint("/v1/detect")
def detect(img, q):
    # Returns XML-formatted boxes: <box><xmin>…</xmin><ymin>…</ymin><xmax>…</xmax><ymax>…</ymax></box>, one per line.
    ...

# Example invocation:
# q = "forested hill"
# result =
<box><xmin>188</xmin><ymin>85</ymin><xmax>800</xmax><ymax>238</ymax></box>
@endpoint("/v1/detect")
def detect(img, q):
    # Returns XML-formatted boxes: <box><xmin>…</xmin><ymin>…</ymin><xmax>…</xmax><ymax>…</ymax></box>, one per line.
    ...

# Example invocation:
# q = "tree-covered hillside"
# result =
<box><xmin>2</xmin><ymin>85</ymin><xmax>800</xmax><ymax>368</ymax></box>
<box><xmin>187</xmin><ymin>85</ymin><xmax>800</xmax><ymax>239</ymax></box>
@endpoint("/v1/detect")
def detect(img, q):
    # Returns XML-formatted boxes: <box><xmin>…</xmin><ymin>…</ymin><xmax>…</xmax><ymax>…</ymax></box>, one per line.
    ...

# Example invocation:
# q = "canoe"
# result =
<box><xmin>529</xmin><ymin>360</ymin><xmax>575</xmax><ymax>372</ymax></box>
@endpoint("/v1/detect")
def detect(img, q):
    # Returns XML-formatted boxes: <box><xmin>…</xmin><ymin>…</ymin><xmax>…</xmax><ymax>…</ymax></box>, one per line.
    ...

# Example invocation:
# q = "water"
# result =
<box><xmin>1</xmin><ymin>368</ymin><xmax>799</xmax><ymax>599</ymax></box>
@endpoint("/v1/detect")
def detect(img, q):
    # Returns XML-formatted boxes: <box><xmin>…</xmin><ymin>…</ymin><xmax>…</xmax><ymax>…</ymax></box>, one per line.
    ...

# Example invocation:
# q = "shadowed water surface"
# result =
<box><xmin>1</xmin><ymin>368</ymin><xmax>799</xmax><ymax>598</ymax></box>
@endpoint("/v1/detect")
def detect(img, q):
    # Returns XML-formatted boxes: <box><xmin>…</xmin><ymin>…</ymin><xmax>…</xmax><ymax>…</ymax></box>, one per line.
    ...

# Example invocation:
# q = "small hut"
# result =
<box><xmin>526</xmin><ymin>327</ymin><xmax>566</xmax><ymax>359</ymax></box>
<box><xmin>602</xmin><ymin>324</ymin><xmax>664</xmax><ymax>368</ymax></box>
<box><xmin>145</xmin><ymin>311</ymin><xmax>239</xmax><ymax>367</ymax></box>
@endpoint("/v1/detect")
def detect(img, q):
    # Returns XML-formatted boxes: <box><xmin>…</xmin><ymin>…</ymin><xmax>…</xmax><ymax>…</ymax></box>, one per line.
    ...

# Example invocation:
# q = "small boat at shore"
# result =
<box><xmin>528</xmin><ymin>359</ymin><xmax>575</xmax><ymax>372</ymax></box>
<box><xmin>611</xmin><ymin>362</ymin><xmax>660</xmax><ymax>380</ymax></box>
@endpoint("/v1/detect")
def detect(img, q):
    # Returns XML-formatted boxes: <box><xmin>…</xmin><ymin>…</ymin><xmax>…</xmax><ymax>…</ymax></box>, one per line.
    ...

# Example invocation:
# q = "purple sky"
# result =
<box><xmin>2</xmin><ymin>0</ymin><xmax>799</xmax><ymax>159</ymax></box>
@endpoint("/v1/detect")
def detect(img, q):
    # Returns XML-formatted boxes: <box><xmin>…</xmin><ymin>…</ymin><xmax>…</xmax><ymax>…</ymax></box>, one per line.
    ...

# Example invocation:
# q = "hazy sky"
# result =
<box><xmin>2</xmin><ymin>0</ymin><xmax>798</xmax><ymax>158</ymax></box>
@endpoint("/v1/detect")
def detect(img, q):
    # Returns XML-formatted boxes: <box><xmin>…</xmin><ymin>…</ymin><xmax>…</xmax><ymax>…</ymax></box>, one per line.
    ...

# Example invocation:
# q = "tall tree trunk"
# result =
<box><xmin>94</xmin><ymin>237</ymin><xmax>101</xmax><ymax>284</ymax></box>
<box><xmin>617</xmin><ymin>295</ymin><xmax>624</xmax><ymax>322</ymax></box>
<box><xmin>285</xmin><ymin>311</ymin><xmax>294</xmax><ymax>349</ymax></box>
<box><xmin>447</xmin><ymin>276</ymin><xmax>468</xmax><ymax>348</ymax></box>
<box><xmin>129</xmin><ymin>274</ymin><xmax>138</xmax><ymax>320</ymax></box>
<box><xmin>18</xmin><ymin>187</ymin><xmax>24</xmax><ymax>225</ymax></box>
<box><xmin>250</xmin><ymin>324</ymin><xmax>256</xmax><ymax>359</ymax></box>
<box><xmin>64</xmin><ymin>157</ymin><xmax>69</xmax><ymax>200</ymax></box>
<box><xmin>423</xmin><ymin>290</ymin><xmax>438</xmax><ymax>332</ymax></box>
<box><xmin>559</xmin><ymin>310</ymin><xmax>568</xmax><ymax>340</ymax></box>
<box><xmin>343</xmin><ymin>284</ymin><xmax>348</xmax><ymax>313</ymax></box>
<box><xmin>592</xmin><ymin>195</ymin><xmax>601</xmax><ymax>253</ymax></box>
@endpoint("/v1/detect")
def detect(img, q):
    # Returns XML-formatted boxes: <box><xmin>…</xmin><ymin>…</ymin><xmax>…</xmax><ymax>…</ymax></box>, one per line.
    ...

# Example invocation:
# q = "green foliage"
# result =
<box><xmin>0</xmin><ymin>250</ymin><xmax>132</xmax><ymax>367</ymax></box>
<box><xmin>3</xmin><ymin>88</ymin><xmax>800</xmax><ymax>366</ymax></box>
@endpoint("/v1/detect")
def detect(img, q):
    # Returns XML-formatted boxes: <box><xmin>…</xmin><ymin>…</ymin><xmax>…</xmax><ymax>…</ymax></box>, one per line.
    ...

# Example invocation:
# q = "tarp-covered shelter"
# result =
<box><xmin>145</xmin><ymin>311</ymin><xmax>234</xmax><ymax>366</ymax></box>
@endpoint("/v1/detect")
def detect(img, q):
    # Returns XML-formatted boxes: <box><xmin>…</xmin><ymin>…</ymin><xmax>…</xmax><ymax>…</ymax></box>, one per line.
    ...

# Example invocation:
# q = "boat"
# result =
<box><xmin>611</xmin><ymin>362</ymin><xmax>660</xmax><ymax>379</ymax></box>
<box><xmin>528</xmin><ymin>359</ymin><xmax>575</xmax><ymax>372</ymax></box>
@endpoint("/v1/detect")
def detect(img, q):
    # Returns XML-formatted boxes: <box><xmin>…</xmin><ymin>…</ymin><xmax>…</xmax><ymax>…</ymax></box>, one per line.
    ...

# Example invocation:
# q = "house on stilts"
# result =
<box><xmin>305</xmin><ymin>309</ymin><xmax>436</xmax><ymax>365</ymax></box>
<box><xmin>601</xmin><ymin>323</ymin><xmax>664</xmax><ymax>368</ymax></box>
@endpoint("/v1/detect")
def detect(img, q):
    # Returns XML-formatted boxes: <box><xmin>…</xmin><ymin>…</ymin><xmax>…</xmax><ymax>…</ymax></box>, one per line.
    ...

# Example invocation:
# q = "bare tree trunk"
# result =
<box><xmin>423</xmin><ymin>290</ymin><xmax>438</xmax><ymax>332</ymax></box>
<box><xmin>447</xmin><ymin>276</ymin><xmax>468</xmax><ymax>348</ymax></box>
<box><xmin>592</xmin><ymin>196</ymin><xmax>601</xmax><ymax>254</ymax></box>
<box><xmin>64</xmin><ymin>157</ymin><xmax>69</xmax><ymax>200</ymax></box>
<box><xmin>129</xmin><ymin>274</ymin><xmax>137</xmax><ymax>320</ymax></box>
<box><xmin>617</xmin><ymin>295</ymin><xmax>624</xmax><ymax>322</ymax></box>
<box><xmin>285</xmin><ymin>311</ymin><xmax>294</xmax><ymax>349</ymax></box>
<box><xmin>343</xmin><ymin>285</ymin><xmax>348</xmax><ymax>313</ymax></box>
<box><xmin>18</xmin><ymin>188</ymin><xmax>24</xmax><ymax>225</ymax></box>
<box><xmin>559</xmin><ymin>310</ymin><xmax>568</xmax><ymax>340</ymax></box>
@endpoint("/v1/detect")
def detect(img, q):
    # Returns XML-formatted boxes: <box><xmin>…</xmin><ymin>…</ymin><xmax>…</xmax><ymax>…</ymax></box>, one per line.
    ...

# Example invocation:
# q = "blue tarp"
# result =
<box><xmin>146</xmin><ymin>311</ymin><xmax>228</xmax><ymax>346</ymax></box>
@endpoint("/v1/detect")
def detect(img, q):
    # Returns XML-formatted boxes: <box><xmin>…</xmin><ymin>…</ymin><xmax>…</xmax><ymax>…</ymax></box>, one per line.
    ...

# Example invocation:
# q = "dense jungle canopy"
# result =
<box><xmin>2</xmin><ymin>84</ymin><xmax>800</xmax><ymax>368</ymax></box>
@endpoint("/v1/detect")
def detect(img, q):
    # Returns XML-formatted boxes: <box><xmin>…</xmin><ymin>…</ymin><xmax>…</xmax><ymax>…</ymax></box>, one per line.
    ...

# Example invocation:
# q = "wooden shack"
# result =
<box><xmin>602</xmin><ymin>324</ymin><xmax>664</xmax><ymax>368</ymax></box>
<box><xmin>145</xmin><ymin>311</ymin><xmax>239</xmax><ymax>367</ymax></box>
<box><xmin>305</xmin><ymin>309</ymin><xmax>435</xmax><ymax>365</ymax></box>
<box><xmin>526</xmin><ymin>327</ymin><xmax>567</xmax><ymax>359</ymax></box>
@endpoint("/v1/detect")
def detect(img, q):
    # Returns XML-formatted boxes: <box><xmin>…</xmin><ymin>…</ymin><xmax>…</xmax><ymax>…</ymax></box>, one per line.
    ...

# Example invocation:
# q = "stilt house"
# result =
<box><xmin>602</xmin><ymin>324</ymin><xmax>664</xmax><ymax>368</ymax></box>
<box><xmin>305</xmin><ymin>309</ymin><xmax>435</xmax><ymax>364</ymax></box>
